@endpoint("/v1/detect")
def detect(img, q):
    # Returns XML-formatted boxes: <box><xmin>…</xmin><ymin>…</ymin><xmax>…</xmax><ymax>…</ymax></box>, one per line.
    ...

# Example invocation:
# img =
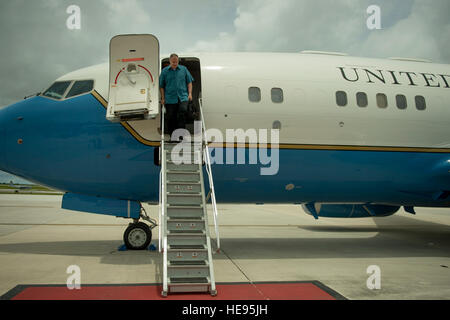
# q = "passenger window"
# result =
<box><xmin>248</xmin><ymin>87</ymin><xmax>261</xmax><ymax>102</ymax></box>
<box><xmin>66</xmin><ymin>80</ymin><xmax>94</xmax><ymax>98</ymax></box>
<box><xmin>42</xmin><ymin>81</ymin><xmax>72</xmax><ymax>100</ymax></box>
<box><xmin>336</xmin><ymin>91</ymin><xmax>347</xmax><ymax>107</ymax></box>
<box><xmin>415</xmin><ymin>95</ymin><xmax>426</xmax><ymax>110</ymax></box>
<box><xmin>376</xmin><ymin>93</ymin><xmax>388</xmax><ymax>108</ymax></box>
<box><xmin>356</xmin><ymin>92</ymin><xmax>368</xmax><ymax>108</ymax></box>
<box><xmin>396</xmin><ymin>95</ymin><xmax>407</xmax><ymax>110</ymax></box>
<box><xmin>271</xmin><ymin>88</ymin><xmax>283</xmax><ymax>103</ymax></box>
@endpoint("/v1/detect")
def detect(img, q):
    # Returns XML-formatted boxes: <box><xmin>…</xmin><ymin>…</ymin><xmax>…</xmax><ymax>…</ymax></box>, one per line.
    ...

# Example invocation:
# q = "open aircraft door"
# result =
<box><xmin>106</xmin><ymin>34</ymin><xmax>159</xmax><ymax>122</ymax></box>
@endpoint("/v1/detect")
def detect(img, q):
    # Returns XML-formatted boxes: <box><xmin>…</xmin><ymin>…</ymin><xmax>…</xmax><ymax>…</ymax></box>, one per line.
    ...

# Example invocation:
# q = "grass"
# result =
<box><xmin>0</xmin><ymin>183</ymin><xmax>63</xmax><ymax>194</ymax></box>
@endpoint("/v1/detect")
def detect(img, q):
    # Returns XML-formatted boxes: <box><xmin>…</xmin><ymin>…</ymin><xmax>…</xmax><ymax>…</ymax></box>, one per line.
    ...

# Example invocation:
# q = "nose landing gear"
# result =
<box><xmin>123</xmin><ymin>205</ymin><xmax>157</xmax><ymax>250</ymax></box>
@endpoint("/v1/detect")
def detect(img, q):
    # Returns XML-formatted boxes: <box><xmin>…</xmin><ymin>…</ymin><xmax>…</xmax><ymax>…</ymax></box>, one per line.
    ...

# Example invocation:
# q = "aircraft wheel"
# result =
<box><xmin>123</xmin><ymin>222</ymin><xmax>152</xmax><ymax>250</ymax></box>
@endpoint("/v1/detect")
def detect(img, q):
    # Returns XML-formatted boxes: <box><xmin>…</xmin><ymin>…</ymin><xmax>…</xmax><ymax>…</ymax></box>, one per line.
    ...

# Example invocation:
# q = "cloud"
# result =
<box><xmin>101</xmin><ymin>0</ymin><xmax>151</xmax><ymax>34</ymax></box>
<box><xmin>0</xmin><ymin>0</ymin><xmax>152</xmax><ymax>106</ymax></box>
<box><xmin>0</xmin><ymin>0</ymin><xmax>237</xmax><ymax>106</ymax></box>
<box><xmin>188</xmin><ymin>0</ymin><xmax>450</xmax><ymax>64</ymax></box>
<box><xmin>356</xmin><ymin>0</ymin><xmax>450</xmax><ymax>62</ymax></box>
<box><xmin>188</xmin><ymin>0</ymin><xmax>368</xmax><ymax>52</ymax></box>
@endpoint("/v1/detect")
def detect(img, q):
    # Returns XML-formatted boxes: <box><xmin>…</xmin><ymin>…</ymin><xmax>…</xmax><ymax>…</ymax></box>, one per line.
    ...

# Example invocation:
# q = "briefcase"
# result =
<box><xmin>186</xmin><ymin>100</ymin><xmax>198</xmax><ymax>121</ymax></box>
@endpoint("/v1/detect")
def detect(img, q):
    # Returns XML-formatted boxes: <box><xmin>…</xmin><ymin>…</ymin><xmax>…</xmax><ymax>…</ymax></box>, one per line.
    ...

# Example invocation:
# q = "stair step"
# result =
<box><xmin>167</xmin><ymin>193</ymin><xmax>203</xmax><ymax>206</ymax></box>
<box><xmin>166</xmin><ymin>182</ymin><xmax>201</xmax><ymax>194</ymax></box>
<box><xmin>167</xmin><ymin>216</ymin><xmax>204</xmax><ymax>221</ymax></box>
<box><xmin>166</xmin><ymin>162</ymin><xmax>199</xmax><ymax>171</ymax></box>
<box><xmin>165</xmin><ymin>148</ymin><xmax>202</xmax><ymax>155</ymax></box>
<box><xmin>168</xmin><ymin>249</ymin><xmax>208</xmax><ymax>260</ymax></box>
<box><xmin>169</xmin><ymin>277</ymin><xmax>209</xmax><ymax>284</ymax></box>
<box><xmin>166</xmin><ymin>151</ymin><xmax>201</xmax><ymax>156</ymax></box>
<box><xmin>168</xmin><ymin>230</ymin><xmax>204</xmax><ymax>234</ymax></box>
<box><xmin>167</xmin><ymin>192</ymin><xmax>202</xmax><ymax>196</ymax></box>
<box><xmin>166</xmin><ymin>153</ymin><xmax>202</xmax><ymax>164</ymax></box>
<box><xmin>167</xmin><ymin>181</ymin><xmax>201</xmax><ymax>185</ymax></box>
<box><xmin>167</xmin><ymin>234</ymin><xmax>206</xmax><ymax>246</ymax></box>
<box><xmin>167</xmin><ymin>171</ymin><xmax>200</xmax><ymax>183</ymax></box>
<box><xmin>165</xmin><ymin>141</ymin><xmax>202</xmax><ymax>146</ymax></box>
<box><xmin>169</xmin><ymin>260</ymin><xmax>207</xmax><ymax>266</ymax></box>
<box><xmin>167</xmin><ymin>205</ymin><xmax>204</xmax><ymax>218</ymax></box>
<box><xmin>167</xmin><ymin>192</ymin><xmax>202</xmax><ymax>198</ymax></box>
<box><xmin>168</xmin><ymin>204</ymin><xmax>203</xmax><ymax>208</ymax></box>
<box><xmin>166</xmin><ymin>160</ymin><xmax>201</xmax><ymax>164</ymax></box>
<box><xmin>169</xmin><ymin>244</ymin><xmax>206</xmax><ymax>250</ymax></box>
<box><xmin>166</xmin><ymin>192</ymin><xmax>202</xmax><ymax>198</ymax></box>
<box><xmin>165</xmin><ymin>143</ymin><xmax>202</xmax><ymax>148</ymax></box>
<box><xmin>167</xmin><ymin>182</ymin><xmax>201</xmax><ymax>186</ymax></box>
<box><xmin>166</xmin><ymin>155</ymin><xmax>201</xmax><ymax>161</ymax></box>
<box><xmin>168</xmin><ymin>266</ymin><xmax>210</xmax><ymax>278</ymax></box>
<box><xmin>167</xmin><ymin>219</ymin><xmax>205</xmax><ymax>232</ymax></box>
<box><xmin>166</xmin><ymin>170</ymin><xmax>199</xmax><ymax>174</ymax></box>
<box><xmin>168</xmin><ymin>204</ymin><xmax>202</xmax><ymax>208</ymax></box>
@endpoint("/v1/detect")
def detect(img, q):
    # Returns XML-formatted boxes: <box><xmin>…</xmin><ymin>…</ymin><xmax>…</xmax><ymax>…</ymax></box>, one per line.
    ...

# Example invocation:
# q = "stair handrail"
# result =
<box><xmin>160</xmin><ymin>103</ymin><xmax>168</xmax><ymax>295</ymax></box>
<box><xmin>159</xmin><ymin>103</ymin><xmax>166</xmax><ymax>252</ymax></box>
<box><xmin>196</xmin><ymin>148</ymin><xmax>217</xmax><ymax>295</ymax></box>
<box><xmin>198</xmin><ymin>98</ymin><xmax>220</xmax><ymax>250</ymax></box>
<box><xmin>158</xmin><ymin>170</ymin><xmax>162</xmax><ymax>252</ymax></box>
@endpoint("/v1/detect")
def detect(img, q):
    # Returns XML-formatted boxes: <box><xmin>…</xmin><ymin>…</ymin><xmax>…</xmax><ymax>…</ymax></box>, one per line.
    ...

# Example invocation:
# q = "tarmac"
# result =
<box><xmin>0</xmin><ymin>194</ymin><xmax>449</xmax><ymax>300</ymax></box>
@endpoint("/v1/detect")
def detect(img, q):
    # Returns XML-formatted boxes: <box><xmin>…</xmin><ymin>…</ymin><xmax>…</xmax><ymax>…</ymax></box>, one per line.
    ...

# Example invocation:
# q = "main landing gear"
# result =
<box><xmin>123</xmin><ymin>205</ymin><xmax>157</xmax><ymax>250</ymax></box>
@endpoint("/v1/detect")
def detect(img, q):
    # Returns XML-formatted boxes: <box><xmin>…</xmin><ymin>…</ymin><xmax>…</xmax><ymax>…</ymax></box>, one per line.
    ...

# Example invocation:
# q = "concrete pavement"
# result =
<box><xmin>0</xmin><ymin>194</ymin><xmax>449</xmax><ymax>299</ymax></box>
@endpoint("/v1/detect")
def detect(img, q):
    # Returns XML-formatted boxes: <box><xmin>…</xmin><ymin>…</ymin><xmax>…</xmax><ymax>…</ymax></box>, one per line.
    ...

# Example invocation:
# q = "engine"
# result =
<box><xmin>302</xmin><ymin>203</ymin><xmax>401</xmax><ymax>218</ymax></box>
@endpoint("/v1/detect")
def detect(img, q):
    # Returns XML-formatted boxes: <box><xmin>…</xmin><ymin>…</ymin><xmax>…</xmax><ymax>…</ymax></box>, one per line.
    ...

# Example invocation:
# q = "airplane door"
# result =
<box><xmin>106</xmin><ymin>34</ymin><xmax>159</xmax><ymax>122</ymax></box>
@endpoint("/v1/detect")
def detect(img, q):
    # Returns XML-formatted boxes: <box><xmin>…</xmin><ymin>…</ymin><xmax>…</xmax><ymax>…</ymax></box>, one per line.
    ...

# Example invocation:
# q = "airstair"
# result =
<box><xmin>104</xmin><ymin>34</ymin><xmax>219</xmax><ymax>295</ymax></box>
<box><xmin>159</xmin><ymin>100</ymin><xmax>220</xmax><ymax>296</ymax></box>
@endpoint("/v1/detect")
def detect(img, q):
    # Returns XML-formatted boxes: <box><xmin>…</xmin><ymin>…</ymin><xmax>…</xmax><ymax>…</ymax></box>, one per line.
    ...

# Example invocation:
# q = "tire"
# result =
<box><xmin>123</xmin><ymin>222</ymin><xmax>152</xmax><ymax>250</ymax></box>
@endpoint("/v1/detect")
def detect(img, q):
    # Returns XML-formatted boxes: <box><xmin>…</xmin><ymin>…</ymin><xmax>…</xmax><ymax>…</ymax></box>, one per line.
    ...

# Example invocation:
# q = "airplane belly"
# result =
<box><xmin>207</xmin><ymin>147</ymin><xmax>450</xmax><ymax>207</ymax></box>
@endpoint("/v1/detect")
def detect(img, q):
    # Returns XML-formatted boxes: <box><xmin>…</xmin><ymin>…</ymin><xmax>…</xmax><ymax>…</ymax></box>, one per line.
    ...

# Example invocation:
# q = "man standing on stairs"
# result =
<box><xmin>159</xmin><ymin>53</ymin><xmax>194</xmax><ymax>140</ymax></box>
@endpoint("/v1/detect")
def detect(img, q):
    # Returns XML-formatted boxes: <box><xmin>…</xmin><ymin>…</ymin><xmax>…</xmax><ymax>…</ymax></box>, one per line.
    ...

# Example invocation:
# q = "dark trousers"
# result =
<box><xmin>164</xmin><ymin>100</ymin><xmax>189</xmax><ymax>135</ymax></box>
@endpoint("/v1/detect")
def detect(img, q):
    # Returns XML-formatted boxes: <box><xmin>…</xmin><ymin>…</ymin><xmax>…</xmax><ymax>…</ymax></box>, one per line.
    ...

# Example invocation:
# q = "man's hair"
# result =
<box><xmin>169</xmin><ymin>53</ymin><xmax>179</xmax><ymax>59</ymax></box>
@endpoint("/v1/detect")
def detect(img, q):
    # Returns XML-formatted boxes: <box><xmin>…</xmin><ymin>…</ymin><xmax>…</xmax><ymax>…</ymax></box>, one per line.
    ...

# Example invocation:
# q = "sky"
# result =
<box><xmin>0</xmin><ymin>0</ymin><xmax>449</xmax><ymax>108</ymax></box>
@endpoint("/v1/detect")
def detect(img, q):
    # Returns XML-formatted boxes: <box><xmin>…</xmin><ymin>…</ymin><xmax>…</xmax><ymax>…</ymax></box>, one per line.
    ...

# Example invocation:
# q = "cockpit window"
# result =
<box><xmin>66</xmin><ymin>80</ymin><xmax>94</xmax><ymax>98</ymax></box>
<box><xmin>42</xmin><ymin>81</ymin><xmax>72</xmax><ymax>100</ymax></box>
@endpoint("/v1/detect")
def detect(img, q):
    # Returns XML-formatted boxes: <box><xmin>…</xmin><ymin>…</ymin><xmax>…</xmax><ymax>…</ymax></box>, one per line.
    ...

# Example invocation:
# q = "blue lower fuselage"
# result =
<box><xmin>0</xmin><ymin>94</ymin><xmax>449</xmax><ymax>207</ymax></box>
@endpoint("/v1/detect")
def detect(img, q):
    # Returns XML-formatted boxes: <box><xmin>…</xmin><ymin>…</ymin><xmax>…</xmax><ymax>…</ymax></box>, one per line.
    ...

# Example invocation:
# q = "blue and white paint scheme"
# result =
<box><xmin>0</xmin><ymin>48</ymin><xmax>449</xmax><ymax>222</ymax></box>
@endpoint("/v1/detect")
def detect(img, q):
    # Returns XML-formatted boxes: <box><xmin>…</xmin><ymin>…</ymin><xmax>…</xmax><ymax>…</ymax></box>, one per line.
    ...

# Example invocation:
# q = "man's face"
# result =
<box><xmin>170</xmin><ymin>56</ymin><xmax>179</xmax><ymax>69</ymax></box>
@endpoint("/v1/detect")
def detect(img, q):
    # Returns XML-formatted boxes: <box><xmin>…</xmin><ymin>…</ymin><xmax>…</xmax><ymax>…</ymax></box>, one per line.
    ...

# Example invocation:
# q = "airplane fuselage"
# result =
<box><xmin>0</xmin><ymin>52</ymin><xmax>449</xmax><ymax>208</ymax></box>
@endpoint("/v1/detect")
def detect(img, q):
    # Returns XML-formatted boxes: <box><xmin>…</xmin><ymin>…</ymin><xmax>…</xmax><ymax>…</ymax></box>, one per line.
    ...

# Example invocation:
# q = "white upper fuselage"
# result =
<box><xmin>57</xmin><ymin>52</ymin><xmax>450</xmax><ymax>150</ymax></box>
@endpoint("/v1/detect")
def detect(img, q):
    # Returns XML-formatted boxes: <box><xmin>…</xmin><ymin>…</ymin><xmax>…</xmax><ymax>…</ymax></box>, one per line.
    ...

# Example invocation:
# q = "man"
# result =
<box><xmin>159</xmin><ymin>54</ymin><xmax>194</xmax><ymax>139</ymax></box>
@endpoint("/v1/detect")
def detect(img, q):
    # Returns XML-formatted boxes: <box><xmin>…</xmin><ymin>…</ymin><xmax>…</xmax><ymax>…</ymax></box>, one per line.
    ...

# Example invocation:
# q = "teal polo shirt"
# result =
<box><xmin>159</xmin><ymin>65</ymin><xmax>194</xmax><ymax>104</ymax></box>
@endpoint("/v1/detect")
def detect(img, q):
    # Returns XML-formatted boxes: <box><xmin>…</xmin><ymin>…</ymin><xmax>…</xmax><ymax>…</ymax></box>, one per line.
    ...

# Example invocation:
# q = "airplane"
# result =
<box><xmin>0</xmin><ymin>34</ymin><xmax>449</xmax><ymax>251</ymax></box>
<box><xmin>8</xmin><ymin>181</ymin><xmax>32</xmax><ymax>190</ymax></box>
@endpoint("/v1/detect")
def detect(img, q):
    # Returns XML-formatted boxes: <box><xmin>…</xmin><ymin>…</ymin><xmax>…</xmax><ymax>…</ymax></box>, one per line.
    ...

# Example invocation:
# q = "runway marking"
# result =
<box><xmin>213</xmin><ymin>238</ymin><xmax>266</xmax><ymax>298</ymax></box>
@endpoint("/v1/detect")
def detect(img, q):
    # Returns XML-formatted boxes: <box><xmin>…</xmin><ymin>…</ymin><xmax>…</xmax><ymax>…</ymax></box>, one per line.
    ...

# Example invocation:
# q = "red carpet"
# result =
<box><xmin>2</xmin><ymin>281</ymin><xmax>345</xmax><ymax>300</ymax></box>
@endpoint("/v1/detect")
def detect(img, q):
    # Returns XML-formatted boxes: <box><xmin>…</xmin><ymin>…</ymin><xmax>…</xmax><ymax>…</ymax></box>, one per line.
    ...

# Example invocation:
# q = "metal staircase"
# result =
<box><xmin>159</xmin><ymin>100</ymin><xmax>219</xmax><ymax>296</ymax></box>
